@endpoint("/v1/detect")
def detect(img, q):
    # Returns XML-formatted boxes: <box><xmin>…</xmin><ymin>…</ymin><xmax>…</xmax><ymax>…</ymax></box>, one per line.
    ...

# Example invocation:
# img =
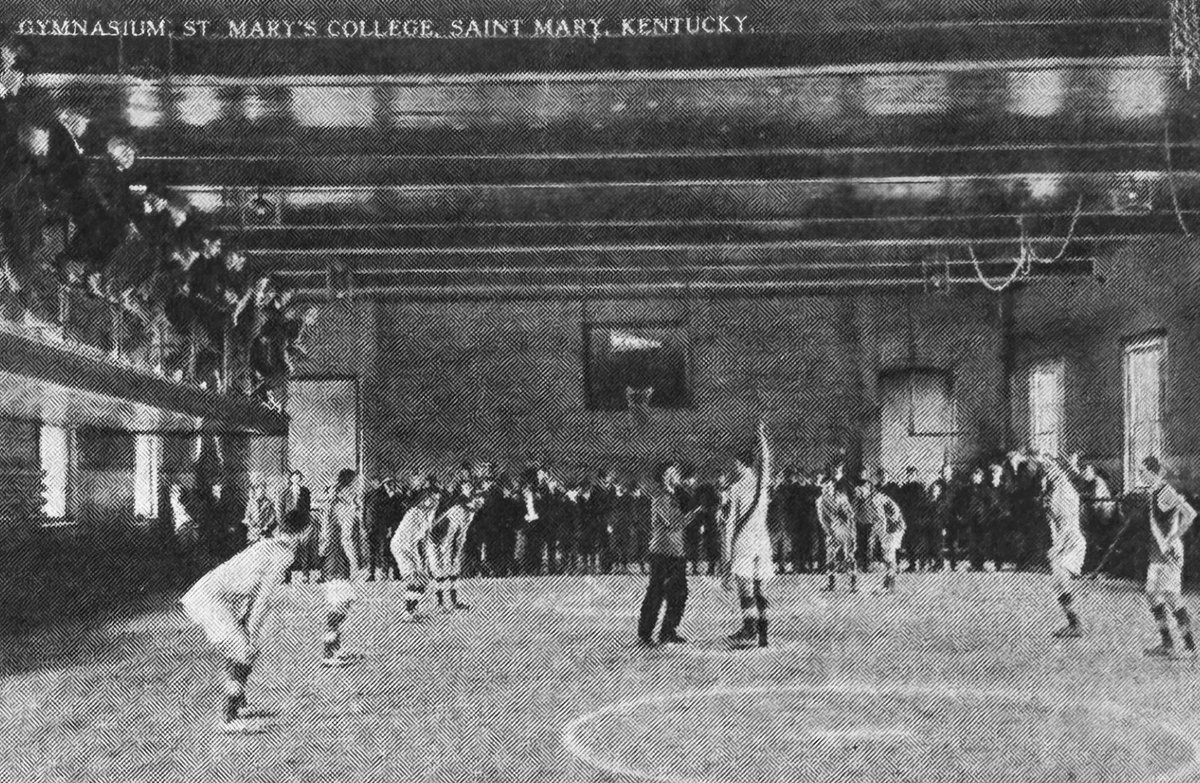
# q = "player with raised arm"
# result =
<box><xmin>1140</xmin><ymin>456</ymin><xmax>1198</xmax><ymax>659</ymax></box>
<box><xmin>721</xmin><ymin>419</ymin><xmax>774</xmax><ymax>648</ymax></box>
<box><xmin>180</xmin><ymin>497</ymin><xmax>314</xmax><ymax>734</ymax></box>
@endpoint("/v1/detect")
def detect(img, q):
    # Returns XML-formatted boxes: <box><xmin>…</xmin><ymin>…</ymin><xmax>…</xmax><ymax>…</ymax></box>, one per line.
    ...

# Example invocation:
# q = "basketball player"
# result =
<box><xmin>1037</xmin><ymin>453</ymin><xmax>1086</xmax><ymax>638</ymax></box>
<box><xmin>862</xmin><ymin>477</ymin><xmax>906</xmax><ymax>594</ymax></box>
<box><xmin>427</xmin><ymin>492</ymin><xmax>483</xmax><ymax>611</ymax></box>
<box><xmin>1140</xmin><ymin>456</ymin><xmax>1197</xmax><ymax>659</ymax></box>
<box><xmin>179</xmin><ymin>497</ymin><xmax>314</xmax><ymax>734</ymax></box>
<box><xmin>817</xmin><ymin>474</ymin><xmax>858</xmax><ymax>593</ymax></box>
<box><xmin>320</xmin><ymin>469</ymin><xmax>362</xmax><ymax>667</ymax></box>
<box><xmin>721</xmin><ymin>419</ymin><xmax>773</xmax><ymax>648</ymax></box>
<box><xmin>392</xmin><ymin>488</ymin><xmax>440</xmax><ymax>621</ymax></box>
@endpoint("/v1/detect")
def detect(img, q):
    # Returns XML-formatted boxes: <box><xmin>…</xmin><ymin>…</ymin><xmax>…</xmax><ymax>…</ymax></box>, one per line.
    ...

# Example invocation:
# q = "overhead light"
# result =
<box><xmin>1109</xmin><ymin>69</ymin><xmax>1165</xmax><ymax>119</ymax></box>
<box><xmin>1008</xmin><ymin>71</ymin><xmax>1064</xmax><ymax>117</ymax></box>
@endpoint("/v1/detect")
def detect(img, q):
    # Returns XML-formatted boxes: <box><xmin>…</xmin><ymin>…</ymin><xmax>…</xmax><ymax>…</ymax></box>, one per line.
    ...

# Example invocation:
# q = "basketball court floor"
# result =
<box><xmin>2</xmin><ymin>572</ymin><xmax>1197</xmax><ymax>782</ymax></box>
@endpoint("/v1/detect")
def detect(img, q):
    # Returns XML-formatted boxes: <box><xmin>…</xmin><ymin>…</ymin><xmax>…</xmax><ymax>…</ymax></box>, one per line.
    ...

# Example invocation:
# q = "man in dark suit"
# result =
<box><xmin>280</xmin><ymin>469</ymin><xmax>313</xmax><ymax>583</ymax></box>
<box><xmin>368</xmin><ymin>475</ymin><xmax>403</xmax><ymax>581</ymax></box>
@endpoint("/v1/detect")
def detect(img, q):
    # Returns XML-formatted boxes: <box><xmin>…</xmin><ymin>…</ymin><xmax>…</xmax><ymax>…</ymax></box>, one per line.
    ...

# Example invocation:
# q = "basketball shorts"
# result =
<box><xmin>874</xmin><ymin>526</ymin><xmax>905</xmax><ymax>564</ymax></box>
<box><xmin>731</xmin><ymin>531</ymin><xmax>775</xmax><ymax>582</ymax></box>
<box><xmin>1050</xmin><ymin>534</ymin><xmax>1087</xmax><ymax>580</ymax></box>
<box><xmin>825</xmin><ymin>527</ymin><xmax>857</xmax><ymax>568</ymax></box>
<box><xmin>323</xmin><ymin>579</ymin><xmax>356</xmax><ymax>610</ymax></box>
<box><xmin>180</xmin><ymin>591</ymin><xmax>252</xmax><ymax>665</ymax></box>
<box><xmin>1147</xmin><ymin>559</ymin><xmax>1184</xmax><ymax>596</ymax></box>
<box><xmin>391</xmin><ymin>538</ymin><xmax>428</xmax><ymax>583</ymax></box>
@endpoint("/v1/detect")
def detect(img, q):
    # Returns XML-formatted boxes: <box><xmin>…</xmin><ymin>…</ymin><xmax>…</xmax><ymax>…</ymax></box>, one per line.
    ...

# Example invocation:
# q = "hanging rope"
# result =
<box><xmin>1170</xmin><ymin>0</ymin><xmax>1200</xmax><ymax>88</ymax></box>
<box><xmin>966</xmin><ymin>196</ymin><xmax>1084</xmax><ymax>292</ymax></box>
<box><xmin>1164</xmin><ymin>113</ymin><xmax>1195</xmax><ymax>235</ymax></box>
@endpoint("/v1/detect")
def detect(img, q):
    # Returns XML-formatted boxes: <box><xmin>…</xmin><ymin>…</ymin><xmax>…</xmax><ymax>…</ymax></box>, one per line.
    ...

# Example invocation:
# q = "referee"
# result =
<box><xmin>637</xmin><ymin>460</ymin><xmax>697</xmax><ymax>646</ymax></box>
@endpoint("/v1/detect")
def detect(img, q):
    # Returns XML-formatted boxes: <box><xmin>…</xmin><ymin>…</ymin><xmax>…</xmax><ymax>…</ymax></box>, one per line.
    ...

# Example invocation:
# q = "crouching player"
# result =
<box><xmin>180</xmin><ymin>495</ymin><xmax>314</xmax><ymax>734</ymax></box>
<box><xmin>1141</xmin><ymin>456</ymin><xmax>1197</xmax><ymax>659</ymax></box>
<box><xmin>427</xmin><ymin>492</ymin><xmax>483</xmax><ymax>611</ymax></box>
<box><xmin>391</xmin><ymin>488</ymin><xmax>440</xmax><ymax>621</ymax></box>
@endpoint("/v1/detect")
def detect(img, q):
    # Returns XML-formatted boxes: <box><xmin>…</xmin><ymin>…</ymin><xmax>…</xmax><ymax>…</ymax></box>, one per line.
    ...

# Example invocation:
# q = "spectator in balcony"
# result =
<box><xmin>46</xmin><ymin>108</ymin><xmax>91</xmax><ymax>251</ymax></box>
<box><xmin>0</xmin><ymin>36</ymin><xmax>31</xmax><ymax>161</ymax></box>
<box><xmin>0</xmin><ymin>124</ymin><xmax>57</xmax><ymax>323</ymax></box>
<box><xmin>65</xmin><ymin>136</ymin><xmax>140</xmax><ymax>291</ymax></box>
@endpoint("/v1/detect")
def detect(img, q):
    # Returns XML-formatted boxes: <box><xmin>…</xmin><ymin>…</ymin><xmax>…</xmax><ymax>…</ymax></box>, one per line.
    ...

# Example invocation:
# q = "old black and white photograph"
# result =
<box><xmin>1</xmin><ymin>1</ymin><xmax>1200</xmax><ymax>780</ymax></box>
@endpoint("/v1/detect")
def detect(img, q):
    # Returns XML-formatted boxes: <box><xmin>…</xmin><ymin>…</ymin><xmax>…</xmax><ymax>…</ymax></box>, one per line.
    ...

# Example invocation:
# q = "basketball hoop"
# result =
<box><xmin>1170</xmin><ymin>0</ymin><xmax>1200</xmax><ymax>87</ymax></box>
<box><xmin>625</xmin><ymin>385</ymin><xmax>654</xmax><ymax>427</ymax></box>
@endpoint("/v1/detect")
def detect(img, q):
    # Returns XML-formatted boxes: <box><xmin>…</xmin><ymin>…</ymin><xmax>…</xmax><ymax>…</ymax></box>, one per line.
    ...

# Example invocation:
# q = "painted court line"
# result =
<box><xmin>561</xmin><ymin>684</ymin><xmax>1200</xmax><ymax>783</ymax></box>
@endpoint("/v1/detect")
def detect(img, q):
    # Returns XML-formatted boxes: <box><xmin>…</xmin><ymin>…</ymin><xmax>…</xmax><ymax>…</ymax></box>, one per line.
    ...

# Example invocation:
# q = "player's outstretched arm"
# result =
<box><xmin>758</xmin><ymin>419</ymin><xmax>772</xmax><ymax>480</ymax></box>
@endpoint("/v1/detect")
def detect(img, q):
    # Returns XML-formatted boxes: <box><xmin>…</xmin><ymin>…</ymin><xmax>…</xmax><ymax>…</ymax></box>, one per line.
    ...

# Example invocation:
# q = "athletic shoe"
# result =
<box><xmin>452</xmin><ymin>602</ymin><xmax>472</xmax><ymax>611</ymax></box>
<box><xmin>399</xmin><ymin>612</ymin><xmax>428</xmax><ymax>623</ymax></box>
<box><xmin>219</xmin><ymin>718</ymin><xmax>267</xmax><ymax>735</ymax></box>
<box><xmin>1170</xmin><ymin>646</ymin><xmax>1198</xmax><ymax>661</ymax></box>
<box><xmin>637</xmin><ymin>635</ymin><xmax>657</xmax><ymax>648</ymax></box>
<box><xmin>659</xmin><ymin>632</ymin><xmax>688</xmax><ymax>646</ymax></box>
<box><xmin>727</xmin><ymin>622</ymin><xmax>756</xmax><ymax>644</ymax></box>
<box><xmin>1144</xmin><ymin>644</ymin><xmax>1175</xmax><ymax>658</ymax></box>
<box><xmin>1051</xmin><ymin>625</ymin><xmax>1083</xmax><ymax>639</ymax></box>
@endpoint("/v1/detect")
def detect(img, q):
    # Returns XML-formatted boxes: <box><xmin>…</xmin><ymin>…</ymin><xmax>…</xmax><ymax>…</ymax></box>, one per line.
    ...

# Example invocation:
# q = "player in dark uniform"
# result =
<box><xmin>1140</xmin><ymin>457</ymin><xmax>1197</xmax><ymax>659</ymax></box>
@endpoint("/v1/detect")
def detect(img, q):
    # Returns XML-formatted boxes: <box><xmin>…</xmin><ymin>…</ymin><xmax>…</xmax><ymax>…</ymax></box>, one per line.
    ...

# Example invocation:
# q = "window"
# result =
<box><xmin>134</xmin><ymin>434</ymin><xmax>162</xmax><ymax>518</ymax></box>
<box><xmin>1124</xmin><ymin>335</ymin><xmax>1166</xmax><ymax>488</ymax></box>
<box><xmin>1029</xmin><ymin>360</ymin><xmax>1065</xmax><ymax>456</ymax></box>
<box><xmin>879</xmin><ymin>369</ymin><xmax>957</xmax><ymax>479</ymax></box>
<box><xmin>39</xmin><ymin>424</ymin><xmax>70</xmax><ymax>520</ymax></box>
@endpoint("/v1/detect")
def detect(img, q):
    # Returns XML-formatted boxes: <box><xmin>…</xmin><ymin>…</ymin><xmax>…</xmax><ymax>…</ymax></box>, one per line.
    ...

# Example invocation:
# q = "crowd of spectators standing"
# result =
<box><xmin>170</xmin><ymin>450</ymin><xmax>1199</xmax><ymax>587</ymax></box>
<box><xmin>0</xmin><ymin>34</ymin><xmax>313</xmax><ymax>403</ymax></box>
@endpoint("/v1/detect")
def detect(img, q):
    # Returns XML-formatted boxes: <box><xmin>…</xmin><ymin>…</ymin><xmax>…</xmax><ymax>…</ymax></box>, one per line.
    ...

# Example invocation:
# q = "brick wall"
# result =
<box><xmin>299</xmin><ymin>289</ymin><xmax>1009</xmax><ymax>482</ymax></box>
<box><xmin>1012</xmin><ymin>236</ymin><xmax>1200</xmax><ymax>492</ymax></box>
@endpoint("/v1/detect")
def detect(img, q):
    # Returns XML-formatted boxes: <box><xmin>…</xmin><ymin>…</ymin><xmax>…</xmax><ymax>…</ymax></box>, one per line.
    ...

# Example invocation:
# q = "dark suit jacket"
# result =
<box><xmin>46</xmin><ymin>122</ymin><xmax>87</xmax><ymax>212</ymax></box>
<box><xmin>279</xmin><ymin>485</ymin><xmax>312</xmax><ymax>530</ymax></box>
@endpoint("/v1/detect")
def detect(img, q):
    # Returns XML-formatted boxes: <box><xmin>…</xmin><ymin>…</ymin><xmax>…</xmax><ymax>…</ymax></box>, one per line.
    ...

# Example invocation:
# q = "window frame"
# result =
<box><xmin>1123</xmin><ymin>333</ymin><xmax>1167</xmax><ymax>490</ymax></box>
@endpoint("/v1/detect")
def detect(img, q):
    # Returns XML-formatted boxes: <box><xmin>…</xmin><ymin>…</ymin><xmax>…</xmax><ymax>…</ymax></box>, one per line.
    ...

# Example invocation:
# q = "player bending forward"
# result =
<box><xmin>818</xmin><ymin>475</ymin><xmax>858</xmax><ymax>593</ymax></box>
<box><xmin>1038</xmin><ymin>454</ymin><xmax>1086</xmax><ymax>638</ymax></box>
<box><xmin>427</xmin><ymin>492</ymin><xmax>483</xmax><ymax>612</ymax></box>
<box><xmin>862</xmin><ymin>479</ymin><xmax>905</xmax><ymax>594</ymax></box>
<box><xmin>1140</xmin><ymin>456</ymin><xmax>1197</xmax><ymax>659</ymax></box>
<box><xmin>391</xmin><ymin>488</ymin><xmax>440</xmax><ymax>621</ymax></box>
<box><xmin>180</xmin><ymin>500</ymin><xmax>313</xmax><ymax>734</ymax></box>
<box><xmin>722</xmin><ymin>419</ymin><xmax>773</xmax><ymax>648</ymax></box>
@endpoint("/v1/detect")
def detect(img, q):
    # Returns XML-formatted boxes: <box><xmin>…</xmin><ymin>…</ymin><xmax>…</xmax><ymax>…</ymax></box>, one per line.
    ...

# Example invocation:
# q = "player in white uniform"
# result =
<box><xmin>861</xmin><ymin>479</ymin><xmax>905</xmax><ymax>594</ymax></box>
<box><xmin>1037</xmin><ymin>454</ymin><xmax>1086</xmax><ymax>638</ymax></box>
<box><xmin>1140</xmin><ymin>456</ymin><xmax>1197</xmax><ymax>659</ymax></box>
<box><xmin>817</xmin><ymin>475</ymin><xmax>858</xmax><ymax>593</ymax></box>
<box><xmin>180</xmin><ymin>503</ymin><xmax>313</xmax><ymax>734</ymax></box>
<box><xmin>427</xmin><ymin>492</ymin><xmax>483</xmax><ymax>612</ymax></box>
<box><xmin>391</xmin><ymin>489</ymin><xmax>440</xmax><ymax>621</ymax></box>
<box><xmin>721</xmin><ymin>420</ymin><xmax>773</xmax><ymax>648</ymax></box>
